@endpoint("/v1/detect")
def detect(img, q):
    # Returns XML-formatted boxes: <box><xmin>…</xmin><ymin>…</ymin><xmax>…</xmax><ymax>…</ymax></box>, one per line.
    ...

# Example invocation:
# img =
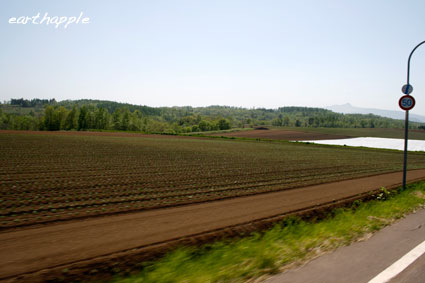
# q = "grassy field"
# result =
<box><xmin>115</xmin><ymin>182</ymin><xmax>425</xmax><ymax>283</ymax></box>
<box><xmin>1</xmin><ymin>131</ymin><xmax>425</xmax><ymax>229</ymax></box>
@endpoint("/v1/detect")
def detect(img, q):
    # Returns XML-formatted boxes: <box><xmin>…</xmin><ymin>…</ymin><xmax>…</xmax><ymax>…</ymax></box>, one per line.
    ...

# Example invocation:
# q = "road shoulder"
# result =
<box><xmin>265</xmin><ymin>207</ymin><xmax>425</xmax><ymax>283</ymax></box>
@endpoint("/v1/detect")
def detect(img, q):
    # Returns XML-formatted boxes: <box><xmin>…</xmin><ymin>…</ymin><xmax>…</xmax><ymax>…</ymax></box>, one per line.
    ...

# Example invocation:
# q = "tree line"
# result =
<box><xmin>0</xmin><ymin>104</ymin><xmax>231</xmax><ymax>133</ymax></box>
<box><xmin>10</xmin><ymin>98</ymin><xmax>56</xmax><ymax>108</ymax></box>
<box><xmin>0</xmin><ymin>99</ymin><xmax>422</xmax><ymax>133</ymax></box>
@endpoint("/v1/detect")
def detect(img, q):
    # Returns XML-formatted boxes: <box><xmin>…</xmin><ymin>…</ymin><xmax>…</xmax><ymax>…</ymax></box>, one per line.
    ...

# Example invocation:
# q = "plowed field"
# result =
<box><xmin>211</xmin><ymin>128</ymin><xmax>425</xmax><ymax>141</ymax></box>
<box><xmin>211</xmin><ymin>129</ymin><xmax>350</xmax><ymax>140</ymax></box>
<box><xmin>1</xmin><ymin>130</ymin><xmax>425</xmax><ymax>229</ymax></box>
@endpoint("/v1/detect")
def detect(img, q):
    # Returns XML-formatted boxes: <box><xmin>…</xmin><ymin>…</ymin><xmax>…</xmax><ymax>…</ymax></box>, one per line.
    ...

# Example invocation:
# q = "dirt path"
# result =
<box><xmin>2</xmin><ymin>170</ymin><xmax>425</xmax><ymax>282</ymax></box>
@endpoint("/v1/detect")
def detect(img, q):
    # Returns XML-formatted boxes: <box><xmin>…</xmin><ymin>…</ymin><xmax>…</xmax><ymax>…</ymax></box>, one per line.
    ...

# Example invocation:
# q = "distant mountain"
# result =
<box><xmin>326</xmin><ymin>103</ymin><xmax>425</xmax><ymax>123</ymax></box>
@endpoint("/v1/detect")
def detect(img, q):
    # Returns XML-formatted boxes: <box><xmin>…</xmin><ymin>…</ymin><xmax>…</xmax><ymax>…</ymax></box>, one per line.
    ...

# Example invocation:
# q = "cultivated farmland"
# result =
<box><xmin>212</xmin><ymin>127</ymin><xmax>425</xmax><ymax>140</ymax></box>
<box><xmin>210</xmin><ymin>128</ymin><xmax>350</xmax><ymax>140</ymax></box>
<box><xmin>1</xmin><ymin>131</ymin><xmax>425</xmax><ymax>229</ymax></box>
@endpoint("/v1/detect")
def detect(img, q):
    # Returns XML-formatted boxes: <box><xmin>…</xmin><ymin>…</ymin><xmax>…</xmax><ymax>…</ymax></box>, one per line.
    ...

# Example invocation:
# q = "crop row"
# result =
<box><xmin>1</xmin><ymin>132</ymin><xmax>425</xmax><ymax>229</ymax></box>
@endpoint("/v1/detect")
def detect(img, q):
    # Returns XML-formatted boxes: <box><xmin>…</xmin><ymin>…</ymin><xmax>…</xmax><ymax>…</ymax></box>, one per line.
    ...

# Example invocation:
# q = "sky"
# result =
<box><xmin>1</xmin><ymin>0</ymin><xmax>425</xmax><ymax>115</ymax></box>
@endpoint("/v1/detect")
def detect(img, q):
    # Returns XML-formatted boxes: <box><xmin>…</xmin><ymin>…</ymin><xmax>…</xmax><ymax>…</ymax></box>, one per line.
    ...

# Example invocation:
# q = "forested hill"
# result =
<box><xmin>1</xmin><ymin>98</ymin><xmax>424</xmax><ymax>133</ymax></box>
<box><xmin>57</xmin><ymin>99</ymin><xmax>162</xmax><ymax>116</ymax></box>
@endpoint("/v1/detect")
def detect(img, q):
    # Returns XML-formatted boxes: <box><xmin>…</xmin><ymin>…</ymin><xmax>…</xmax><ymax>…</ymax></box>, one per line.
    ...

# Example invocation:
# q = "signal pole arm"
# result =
<box><xmin>407</xmin><ymin>40</ymin><xmax>425</xmax><ymax>86</ymax></box>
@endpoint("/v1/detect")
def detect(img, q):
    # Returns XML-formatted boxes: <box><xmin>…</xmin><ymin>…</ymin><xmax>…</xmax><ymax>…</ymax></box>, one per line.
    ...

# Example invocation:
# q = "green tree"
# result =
<box><xmin>43</xmin><ymin>106</ymin><xmax>61</xmax><ymax>131</ymax></box>
<box><xmin>198</xmin><ymin>120</ymin><xmax>212</xmax><ymax>131</ymax></box>
<box><xmin>112</xmin><ymin>110</ymin><xmax>121</xmax><ymax>130</ymax></box>
<box><xmin>78</xmin><ymin>106</ymin><xmax>88</xmax><ymax>130</ymax></box>
<box><xmin>95</xmin><ymin>107</ymin><xmax>108</xmax><ymax>129</ymax></box>
<box><xmin>217</xmin><ymin>118</ymin><xmax>231</xmax><ymax>130</ymax></box>
<box><xmin>65</xmin><ymin>106</ymin><xmax>79</xmax><ymax>130</ymax></box>
<box><xmin>121</xmin><ymin>109</ymin><xmax>130</xmax><ymax>131</ymax></box>
<box><xmin>56</xmin><ymin>106</ymin><xmax>69</xmax><ymax>130</ymax></box>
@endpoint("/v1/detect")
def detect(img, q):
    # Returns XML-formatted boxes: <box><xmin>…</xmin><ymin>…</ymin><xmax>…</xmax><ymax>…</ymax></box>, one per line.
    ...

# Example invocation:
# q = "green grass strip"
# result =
<box><xmin>114</xmin><ymin>182</ymin><xmax>425</xmax><ymax>283</ymax></box>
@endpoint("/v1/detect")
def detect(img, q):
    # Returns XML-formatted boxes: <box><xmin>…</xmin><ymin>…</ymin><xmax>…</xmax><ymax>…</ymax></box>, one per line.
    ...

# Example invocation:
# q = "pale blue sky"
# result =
<box><xmin>1</xmin><ymin>0</ymin><xmax>424</xmax><ymax>114</ymax></box>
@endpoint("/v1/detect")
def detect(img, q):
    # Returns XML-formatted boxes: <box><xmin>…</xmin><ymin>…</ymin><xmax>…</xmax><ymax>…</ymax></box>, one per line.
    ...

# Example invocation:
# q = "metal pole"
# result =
<box><xmin>402</xmin><ymin>110</ymin><xmax>409</xmax><ymax>190</ymax></box>
<box><xmin>407</xmin><ymin>40</ymin><xmax>425</xmax><ymax>85</ymax></box>
<box><xmin>402</xmin><ymin>40</ymin><xmax>424</xmax><ymax>190</ymax></box>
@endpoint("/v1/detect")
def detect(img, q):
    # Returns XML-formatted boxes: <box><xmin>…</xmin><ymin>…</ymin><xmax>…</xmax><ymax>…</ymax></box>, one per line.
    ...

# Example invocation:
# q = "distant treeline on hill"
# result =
<box><xmin>10</xmin><ymin>98</ymin><xmax>56</xmax><ymax>108</ymax></box>
<box><xmin>0</xmin><ymin>98</ymin><xmax>423</xmax><ymax>133</ymax></box>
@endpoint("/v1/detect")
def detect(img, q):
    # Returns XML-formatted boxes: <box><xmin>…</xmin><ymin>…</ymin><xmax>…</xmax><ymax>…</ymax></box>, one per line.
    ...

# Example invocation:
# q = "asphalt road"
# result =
<box><xmin>265</xmin><ymin>206</ymin><xmax>425</xmax><ymax>283</ymax></box>
<box><xmin>391</xmin><ymin>253</ymin><xmax>425</xmax><ymax>283</ymax></box>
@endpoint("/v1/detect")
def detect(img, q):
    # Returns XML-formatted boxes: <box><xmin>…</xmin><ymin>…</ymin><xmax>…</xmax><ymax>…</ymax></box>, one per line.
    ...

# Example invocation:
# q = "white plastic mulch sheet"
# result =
<box><xmin>301</xmin><ymin>137</ymin><xmax>425</xmax><ymax>152</ymax></box>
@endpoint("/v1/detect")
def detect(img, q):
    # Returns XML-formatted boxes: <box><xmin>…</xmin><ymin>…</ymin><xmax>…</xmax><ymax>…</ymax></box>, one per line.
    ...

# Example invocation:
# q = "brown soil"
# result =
<box><xmin>0</xmin><ymin>130</ymin><xmax>190</xmax><ymax>139</ymax></box>
<box><xmin>211</xmin><ymin>129</ymin><xmax>351</xmax><ymax>140</ymax></box>
<box><xmin>1</xmin><ymin>170</ymin><xmax>425</xmax><ymax>282</ymax></box>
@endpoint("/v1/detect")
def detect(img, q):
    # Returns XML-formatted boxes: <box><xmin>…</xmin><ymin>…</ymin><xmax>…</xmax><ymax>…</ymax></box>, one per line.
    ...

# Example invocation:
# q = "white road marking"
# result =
<box><xmin>368</xmin><ymin>239</ymin><xmax>425</xmax><ymax>283</ymax></box>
